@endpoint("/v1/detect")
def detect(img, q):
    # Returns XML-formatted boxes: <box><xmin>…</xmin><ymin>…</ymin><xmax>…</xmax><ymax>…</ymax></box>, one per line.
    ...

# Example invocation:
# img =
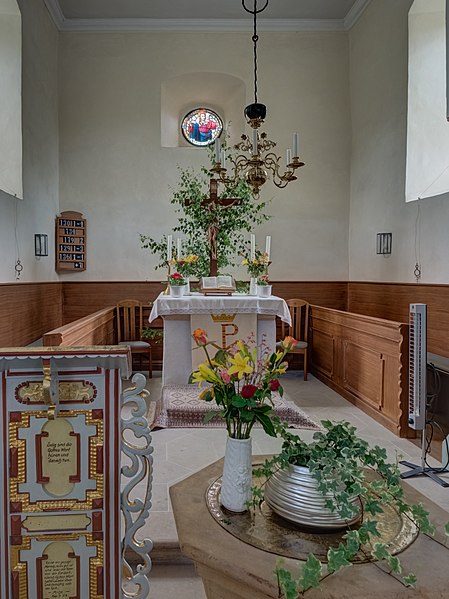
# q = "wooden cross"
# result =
<box><xmin>186</xmin><ymin>178</ymin><xmax>241</xmax><ymax>276</ymax></box>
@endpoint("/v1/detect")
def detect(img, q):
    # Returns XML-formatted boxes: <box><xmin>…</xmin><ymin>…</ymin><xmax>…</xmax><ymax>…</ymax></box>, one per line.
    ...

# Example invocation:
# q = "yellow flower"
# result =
<box><xmin>196</xmin><ymin>362</ymin><xmax>222</xmax><ymax>385</ymax></box>
<box><xmin>241</xmin><ymin>258</ymin><xmax>248</xmax><ymax>266</ymax></box>
<box><xmin>199</xmin><ymin>387</ymin><xmax>215</xmax><ymax>400</ymax></box>
<box><xmin>228</xmin><ymin>353</ymin><xmax>253</xmax><ymax>379</ymax></box>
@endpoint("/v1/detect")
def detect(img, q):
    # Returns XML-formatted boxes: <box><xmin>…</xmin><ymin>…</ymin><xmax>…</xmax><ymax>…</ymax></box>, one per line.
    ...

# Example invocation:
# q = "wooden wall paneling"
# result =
<box><xmin>0</xmin><ymin>283</ymin><xmax>63</xmax><ymax>347</ymax></box>
<box><xmin>348</xmin><ymin>282</ymin><xmax>449</xmax><ymax>358</ymax></box>
<box><xmin>272</xmin><ymin>281</ymin><xmax>348</xmax><ymax>310</ymax></box>
<box><xmin>310</xmin><ymin>305</ymin><xmax>411</xmax><ymax>437</ymax></box>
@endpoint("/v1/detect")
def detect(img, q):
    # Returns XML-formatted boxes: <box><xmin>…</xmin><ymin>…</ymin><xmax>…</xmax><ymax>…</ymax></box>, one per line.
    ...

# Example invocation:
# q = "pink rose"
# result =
<box><xmin>220</xmin><ymin>369</ymin><xmax>231</xmax><ymax>384</ymax></box>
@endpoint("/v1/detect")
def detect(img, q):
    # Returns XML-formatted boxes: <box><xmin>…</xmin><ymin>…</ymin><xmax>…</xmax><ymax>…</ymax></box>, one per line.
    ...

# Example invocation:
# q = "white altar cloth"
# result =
<box><xmin>149</xmin><ymin>293</ymin><xmax>291</xmax><ymax>325</ymax></box>
<box><xmin>149</xmin><ymin>293</ymin><xmax>291</xmax><ymax>386</ymax></box>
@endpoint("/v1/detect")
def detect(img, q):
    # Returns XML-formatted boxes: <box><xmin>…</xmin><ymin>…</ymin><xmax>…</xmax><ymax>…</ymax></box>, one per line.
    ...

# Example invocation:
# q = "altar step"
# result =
<box><xmin>126</xmin><ymin>541</ymin><xmax>189</xmax><ymax>566</ymax></box>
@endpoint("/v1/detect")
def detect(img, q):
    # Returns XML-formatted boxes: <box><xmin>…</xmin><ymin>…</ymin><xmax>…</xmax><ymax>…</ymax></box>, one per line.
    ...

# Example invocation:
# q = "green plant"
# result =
<box><xmin>189</xmin><ymin>329</ymin><xmax>298</xmax><ymax>439</ymax></box>
<box><xmin>141</xmin><ymin>327</ymin><xmax>163</xmax><ymax>343</ymax></box>
<box><xmin>252</xmin><ymin>420</ymin><xmax>444</xmax><ymax>597</ymax></box>
<box><xmin>140</xmin><ymin>148</ymin><xmax>270</xmax><ymax>278</ymax></box>
<box><xmin>257</xmin><ymin>274</ymin><xmax>270</xmax><ymax>286</ymax></box>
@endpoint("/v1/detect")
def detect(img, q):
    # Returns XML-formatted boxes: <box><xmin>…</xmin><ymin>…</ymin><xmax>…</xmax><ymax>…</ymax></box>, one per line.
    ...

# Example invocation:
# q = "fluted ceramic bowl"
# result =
<box><xmin>265</xmin><ymin>464</ymin><xmax>361</xmax><ymax>530</ymax></box>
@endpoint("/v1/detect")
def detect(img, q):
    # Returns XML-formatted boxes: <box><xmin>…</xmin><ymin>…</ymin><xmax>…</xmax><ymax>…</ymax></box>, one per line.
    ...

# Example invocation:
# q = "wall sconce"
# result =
<box><xmin>376</xmin><ymin>232</ymin><xmax>392</xmax><ymax>255</ymax></box>
<box><xmin>34</xmin><ymin>234</ymin><xmax>48</xmax><ymax>257</ymax></box>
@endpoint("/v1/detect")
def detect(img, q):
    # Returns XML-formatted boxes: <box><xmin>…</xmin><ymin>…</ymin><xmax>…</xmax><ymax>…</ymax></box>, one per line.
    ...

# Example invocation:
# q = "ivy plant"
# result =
<box><xmin>140</xmin><ymin>148</ymin><xmax>270</xmax><ymax>278</ymax></box>
<box><xmin>252</xmin><ymin>419</ymin><xmax>446</xmax><ymax>597</ymax></box>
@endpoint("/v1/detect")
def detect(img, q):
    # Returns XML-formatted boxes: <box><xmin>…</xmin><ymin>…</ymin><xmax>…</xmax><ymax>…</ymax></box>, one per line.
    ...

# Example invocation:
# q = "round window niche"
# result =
<box><xmin>181</xmin><ymin>108</ymin><xmax>223</xmax><ymax>147</ymax></box>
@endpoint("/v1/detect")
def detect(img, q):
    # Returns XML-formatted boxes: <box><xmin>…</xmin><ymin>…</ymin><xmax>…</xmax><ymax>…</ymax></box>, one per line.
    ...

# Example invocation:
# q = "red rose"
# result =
<box><xmin>171</xmin><ymin>272</ymin><xmax>182</xmax><ymax>280</ymax></box>
<box><xmin>241</xmin><ymin>384</ymin><xmax>258</xmax><ymax>399</ymax></box>
<box><xmin>269</xmin><ymin>379</ymin><xmax>280</xmax><ymax>391</ymax></box>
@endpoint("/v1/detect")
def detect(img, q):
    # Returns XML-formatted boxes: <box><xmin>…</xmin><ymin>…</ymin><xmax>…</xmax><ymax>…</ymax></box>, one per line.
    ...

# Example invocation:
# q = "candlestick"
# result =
<box><xmin>177</xmin><ymin>238</ymin><xmax>182</xmax><ymax>258</ymax></box>
<box><xmin>252</xmin><ymin>129</ymin><xmax>258</xmax><ymax>155</ymax></box>
<box><xmin>293</xmin><ymin>132</ymin><xmax>299</xmax><ymax>157</ymax></box>
<box><xmin>265</xmin><ymin>236</ymin><xmax>271</xmax><ymax>261</ymax></box>
<box><xmin>250</xmin><ymin>234</ymin><xmax>255</xmax><ymax>260</ymax></box>
<box><xmin>167</xmin><ymin>235</ymin><xmax>172</xmax><ymax>261</ymax></box>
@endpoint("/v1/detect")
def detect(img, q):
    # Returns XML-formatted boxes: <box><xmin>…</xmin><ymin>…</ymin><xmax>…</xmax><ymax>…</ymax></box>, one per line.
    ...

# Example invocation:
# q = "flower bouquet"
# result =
<box><xmin>190</xmin><ymin>329</ymin><xmax>297</xmax><ymax>511</ymax></box>
<box><xmin>241</xmin><ymin>250</ymin><xmax>269</xmax><ymax>278</ymax></box>
<box><xmin>190</xmin><ymin>329</ymin><xmax>297</xmax><ymax>439</ymax></box>
<box><xmin>168</xmin><ymin>272</ymin><xmax>186</xmax><ymax>286</ymax></box>
<box><xmin>169</xmin><ymin>254</ymin><xmax>199</xmax><ymax>278</ymax></box>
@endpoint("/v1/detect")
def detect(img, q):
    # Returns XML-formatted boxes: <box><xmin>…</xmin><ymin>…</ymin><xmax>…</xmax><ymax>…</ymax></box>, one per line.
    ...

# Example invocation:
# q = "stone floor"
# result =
<box><xmin>125</xmin><ymin>371</ymin><xmax>449</xmax><ymax>598</ymax></box>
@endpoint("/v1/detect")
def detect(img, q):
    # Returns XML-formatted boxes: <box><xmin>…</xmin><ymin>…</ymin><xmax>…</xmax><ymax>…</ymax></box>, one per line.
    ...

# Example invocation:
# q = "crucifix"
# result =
<box><xmin>186</xmin><ymin>178</ymin><xmax>241</xmax><ymax>276</ymax></box>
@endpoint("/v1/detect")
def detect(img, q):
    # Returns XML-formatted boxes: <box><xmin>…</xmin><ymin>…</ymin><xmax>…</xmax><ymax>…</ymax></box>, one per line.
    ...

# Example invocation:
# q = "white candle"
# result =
<box><xmin>293</xmin><ymin>132</ymin><xmax>299</xmax><ymax>157</ymax></box>
<box><xmin>215</xmin><ymin>139</ymin><xmax>221</xmax><ymax>163</ymax></box>
<box><xmin>286</xmin><ymin>149</ymin><xmax>292</xmax><ymax>166</ymax></box>
<box><xmin>265</xmin><ymin>236</ymin><xmax>271</xmax><ymax>261</ymax></box>
<box><xmin>221</xmin><ymin>149</ymin><xmax>226</xmax><ymax>168</ymax></box>
<box><xmin>250</xmin><ymin>234</ymin><xmax>256</xmax><ymax>260</ymax></box>
<box><xmin>167</xmin><ymin>235</ymin><xmax>172</xmax><ymax>261</ymax></box>
<box><xmin>252</xmin><ymin>129</ymin><xmax>258</xmax><ymax>155</ymax></box>
<box><xmin>177</xmin><ymin>237</ymin><xmax>182</xmax><ymax>258</ymax></box>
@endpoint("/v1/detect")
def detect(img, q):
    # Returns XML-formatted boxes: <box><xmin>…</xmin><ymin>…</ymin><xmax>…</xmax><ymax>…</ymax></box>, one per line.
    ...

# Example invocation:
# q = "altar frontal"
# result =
<box><xmin>191</xmin><ymin>312</ymin><xmax>257</xmax><ymax>372</ymax></box>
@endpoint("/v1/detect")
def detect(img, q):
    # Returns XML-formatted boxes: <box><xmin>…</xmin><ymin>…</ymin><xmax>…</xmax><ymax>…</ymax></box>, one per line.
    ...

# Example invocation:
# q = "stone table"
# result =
<box><xmin>169</xmin><ymin>457</ymin><xmax>449</xmax><ymax>599</ymax></box>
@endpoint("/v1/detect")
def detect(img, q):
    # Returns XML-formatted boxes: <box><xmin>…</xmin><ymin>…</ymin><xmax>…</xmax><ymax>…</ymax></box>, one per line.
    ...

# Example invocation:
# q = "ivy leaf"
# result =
<box><xmin>371</xmin><ymin>543</ymin><xmax>390</xmax><ymax>562</ymax></box>
<box><xmin>298</xmin><ymin>554</ymin><xmax>322</xmax><ymax>591</ymax></box>
<box><xmin>403</xmin><ymin>573</ymin><xmax>417</xmax><ymax>588</ymax></box>
<box><xmin>362</xmin><ymin>519</ymin><xmax>380</xmax><ymax>537</ymax></box>
<box><xmin>343</xmin><ymin>530</ymin><xmax>360</xmax><ymax>556</ymax></box>
<box><xmin>386</xmin><ymin>554</ymin><xmax>402</xmax><ymax>574</ymax></box>
<box><xmin>275</xmin><ymin>567</ymin><xmax>298</xmax><ymax>599</ymax></box>
<box><xmin>364</xmin><ymin>497</ymin><xmax>384</xmax><ymax>516</ymax></box>
<box><xmin>327</xmin><ymin>545</ymin><xmax>351</xmax><ymax>573</ymax></box>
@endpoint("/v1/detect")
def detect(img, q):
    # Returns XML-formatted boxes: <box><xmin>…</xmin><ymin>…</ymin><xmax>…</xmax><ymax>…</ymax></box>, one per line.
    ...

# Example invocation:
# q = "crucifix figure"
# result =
<box><xmin>187</xmin><ymin>178</ymin><xmax>241</xmax><ymax>276</ymax></box>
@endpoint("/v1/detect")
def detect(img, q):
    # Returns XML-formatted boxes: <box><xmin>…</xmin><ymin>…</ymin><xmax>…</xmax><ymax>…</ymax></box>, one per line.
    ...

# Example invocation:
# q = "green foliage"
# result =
<box><xmin>252</xmin><ymin>420</ymin><xmax>443</xmax><ymax>598</ymax></box>
<box><xmin>140</xmin><ymin>152</ymin><xmax>271</xmax><ymax>277</ymax></box>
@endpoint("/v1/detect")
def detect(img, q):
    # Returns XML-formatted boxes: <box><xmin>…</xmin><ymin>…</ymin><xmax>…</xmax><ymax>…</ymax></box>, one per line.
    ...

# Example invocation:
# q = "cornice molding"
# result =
<box><xmin>344</xmin><ymin>0</ymin><xmax>372</xmax><ymax>30</ymax></box>
<box><xmin>42</xmin><ymin>0</ymin><xmax>372</xmax><ymax>33</ymax></box>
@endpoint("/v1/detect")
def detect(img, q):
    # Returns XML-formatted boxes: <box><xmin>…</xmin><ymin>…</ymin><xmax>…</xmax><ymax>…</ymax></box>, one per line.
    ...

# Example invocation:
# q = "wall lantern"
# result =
<box><xmin>376</xmin><ymin>232</ymin><xmax>392</xmax><ymax>255</ymax></box>
<box><xmin>34</xmin><ymin>234</ymin><xmax>48</xmax><ymax>257</ymax></box>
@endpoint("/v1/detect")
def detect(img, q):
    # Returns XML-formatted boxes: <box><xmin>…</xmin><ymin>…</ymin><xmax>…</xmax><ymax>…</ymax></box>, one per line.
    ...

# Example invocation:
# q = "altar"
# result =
<box><xmin>149</xmin><ymin>293</ymin><xmax>291</xmax><ymax>386</ymax></box>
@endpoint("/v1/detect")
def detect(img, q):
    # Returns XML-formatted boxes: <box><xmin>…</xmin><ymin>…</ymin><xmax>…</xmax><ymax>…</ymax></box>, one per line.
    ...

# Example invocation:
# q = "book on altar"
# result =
<box><xmin>202</xmin><ymin>276</ymin><xmax>234</xmax><ymax>289</ymax></box>
<box><xmin>200</xmin><ymin>276</ymin><xmax>236</xmax><ymax>294</ymax></box>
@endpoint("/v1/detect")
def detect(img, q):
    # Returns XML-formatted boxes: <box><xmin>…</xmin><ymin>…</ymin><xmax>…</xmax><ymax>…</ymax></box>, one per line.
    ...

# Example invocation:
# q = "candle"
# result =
<box><xmin>252</xmin><ymin>129</ymin><xmax>258</xmax><ymax>155</ymax></box>
<box><xmin>250</xmin><ymin>234</ymin><xmax>255</xmax><ymax>261</ymax></box>
<box><xmin>221</xmin><ymin>149</ymin><xmax>226</xmax><ymax>168</ymax></box>
<box><xmin>215</xmin><ymin>139</ymin><xmax>221</xmax><ymax>163</ymax></box>
<box><xmin>286</xmin><ymin>149</ymin><xmax>292</xmax><ymax>166</ymax></box>
<box><xmin>177</xmin><ymin>238</ymin><xmax>182</xmax><ymax>258</ymax></box>
<box><xmin>167</xmin><ymin>235</ymin><xmax>172</xmax><ymax>261</ymax></box>
<box><xmin>293</xmin><ymin>132</ymin><xmax>299</xmax><ymax>157</ymax></box>
<box><xmin>265</xmin><ymin>236</ymin><xmax>271</xmax><ymax>261</ymax></box>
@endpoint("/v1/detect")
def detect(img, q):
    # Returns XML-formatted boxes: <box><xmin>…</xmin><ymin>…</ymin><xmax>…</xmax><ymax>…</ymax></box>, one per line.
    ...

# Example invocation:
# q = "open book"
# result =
<box><xmin>201</xmin><ymin>276</ymin><xmax>234</xmax><ymax>289</ymax></box>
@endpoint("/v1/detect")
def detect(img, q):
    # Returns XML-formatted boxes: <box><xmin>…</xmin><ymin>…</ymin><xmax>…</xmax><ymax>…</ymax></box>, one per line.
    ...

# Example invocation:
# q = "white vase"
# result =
<box><xmin>249</xmin><ymin>277</ymin><xmax>258</xmax><ymax>296</ymax></box>
<box><xmin>221</xmin><ymin>436</ymin><xmax>252</xmax><ymax>512</ymax></box>
<box><xmin>257</xmin><ymin>284</ymin><xmax>272</xmax><ymax>297</ymax></box>
<box><xmin>184</xmin><ymin>277</ymin><xmax>190</xmax><ymax>295</ymax></box>
<box><xmin>169</xmin><ymin>284</ymin><xmax>186</xmax><ymax>297</ymax></box>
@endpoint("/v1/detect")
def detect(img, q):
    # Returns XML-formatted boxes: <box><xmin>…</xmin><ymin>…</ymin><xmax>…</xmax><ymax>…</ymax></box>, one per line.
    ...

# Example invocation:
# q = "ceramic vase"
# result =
<box><xmin>265</xmin><ymin>464</ymin><xmax>361</xmax><ymax>529</ymax></box>
<box><xmin>257</xmin><ymin>284</ymin><xmax>272</xmax><ymax>297</ymax></box>
<box><xmin>249</xmin><ymin>277</ymin><xmax>258</xmax><ymax>296</ymax></box>
<box><xmin>169</xmin><ymin>284</ymin><xmax>186</xmax><ymax>297</ymax></box>
<box><xmin>221</xmin><ymin>436</ymin><xmax>252</xmax><ymax>512</ymax></box>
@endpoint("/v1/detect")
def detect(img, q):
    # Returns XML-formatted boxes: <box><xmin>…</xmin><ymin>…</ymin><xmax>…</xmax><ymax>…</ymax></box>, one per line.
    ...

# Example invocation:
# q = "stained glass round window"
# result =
<box><xmin>181</xmin><ymin>108</ymin><xmax>223</xmax><ymax>147</ymax></box>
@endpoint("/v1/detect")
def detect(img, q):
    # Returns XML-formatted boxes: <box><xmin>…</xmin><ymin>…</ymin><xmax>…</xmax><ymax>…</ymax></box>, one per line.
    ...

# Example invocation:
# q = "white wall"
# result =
<box><xmin>58</xmin><ymin>31</ymin><xmax>351</xmax><ymax>281</ymax></box>
<box><xmin>349</xmin><ymin>0</ymin><xmax>449</xmax><ymax>283</ymax></box>
<box><xmin>0</xmin><ymin>0</ymin><xmax>59</xmax><ymax>283</ymax></box>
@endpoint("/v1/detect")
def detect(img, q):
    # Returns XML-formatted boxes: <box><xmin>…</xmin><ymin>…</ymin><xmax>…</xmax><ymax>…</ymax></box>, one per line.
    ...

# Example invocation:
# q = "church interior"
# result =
<box><xmin>1</xmin><ymin>0</ymin><xmax>449</xmax><ymax>597</ymax></box>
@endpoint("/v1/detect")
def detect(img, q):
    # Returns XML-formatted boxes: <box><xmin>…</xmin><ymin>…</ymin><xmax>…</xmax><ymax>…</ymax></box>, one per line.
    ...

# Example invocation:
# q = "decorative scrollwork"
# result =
<box><xmin>120</xmin><ymin>373</ymin><xmax>153</xmax><ymax>598</ymax></box>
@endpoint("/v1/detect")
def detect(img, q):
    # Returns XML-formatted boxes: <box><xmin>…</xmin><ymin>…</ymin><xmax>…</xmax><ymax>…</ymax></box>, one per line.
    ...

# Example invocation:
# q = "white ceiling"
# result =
<box><xmin>43</xmin><ymin>0</ymin><xmax>372</xmax><ymax>31</ymax></box>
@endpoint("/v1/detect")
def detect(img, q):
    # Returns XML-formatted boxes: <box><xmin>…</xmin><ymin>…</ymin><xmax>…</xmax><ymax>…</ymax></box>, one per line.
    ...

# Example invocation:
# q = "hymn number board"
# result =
<box><xmin>55</xmin><ymin>210</ymin><xmax>86</xmax><ymax>272</ymax></box>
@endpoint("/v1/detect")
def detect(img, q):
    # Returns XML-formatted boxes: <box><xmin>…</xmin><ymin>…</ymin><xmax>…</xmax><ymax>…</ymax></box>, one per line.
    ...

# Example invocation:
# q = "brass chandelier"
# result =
<box><xmin>211</xmin><ymin>0</ymin><xmax>304</xmax><ymax>198</ymax></box>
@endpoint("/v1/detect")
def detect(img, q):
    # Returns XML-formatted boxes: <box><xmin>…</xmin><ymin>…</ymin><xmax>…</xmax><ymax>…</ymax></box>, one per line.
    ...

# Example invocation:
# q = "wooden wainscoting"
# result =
<box><xmin>272</xmin><ymin>281</ymin><xmax>348</xmax><ymax>310</ymax></box>
<box><xmin>310</xmin><ymin>305</ymin><xmax>411</xmax><ymax>437</ymax></box>
<box><xmin>348</xmin><ymin>282</ymin><xmax>449</xmax><ymax>359</ymax></box>
<box><xmin>0</xmin><ymin>282</ymin><xmax>63</xmax><ymax>347</ymax></box>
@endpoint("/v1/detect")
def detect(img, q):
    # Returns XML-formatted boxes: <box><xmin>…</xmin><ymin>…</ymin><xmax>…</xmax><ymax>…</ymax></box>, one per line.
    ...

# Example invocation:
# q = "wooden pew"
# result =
<box><xmin>43</xmin><ymin>307</ymin><xmax>115</xmax><ymax>347</ymax></box>
<box><xmin>310</xmin><ymin>305</ymin><xmax>411</xmax><ymax>437</ymax></box>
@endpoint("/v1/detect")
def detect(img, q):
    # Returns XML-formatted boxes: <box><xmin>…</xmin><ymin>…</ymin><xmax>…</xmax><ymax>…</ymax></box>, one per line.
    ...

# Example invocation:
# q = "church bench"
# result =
<box><xmin>42</xmin><ymin>307</ymin><xmax>116</xmax><ymax>347</ymax></box>
<box><xmin>309</xmin><ymin>305</ymin><xmax>410</xmax><ymax>437</ymax></box>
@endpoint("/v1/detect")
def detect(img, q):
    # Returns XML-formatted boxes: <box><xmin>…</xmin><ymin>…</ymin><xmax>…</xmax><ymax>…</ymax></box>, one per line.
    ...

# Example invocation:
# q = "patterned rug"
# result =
<box><xmin>153</xmin><ymin>384</ymin><xmax>319</xmax><ymax>430</ymax></box>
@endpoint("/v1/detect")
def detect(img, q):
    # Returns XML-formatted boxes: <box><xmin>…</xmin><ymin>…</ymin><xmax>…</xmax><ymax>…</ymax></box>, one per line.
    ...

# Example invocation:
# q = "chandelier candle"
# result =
<box><xmin>215</xmin><ymin>138</ymin><xmax>221</xmax><ymax>163</ymax></box>
<box><xmin>293</xmin><ymin>132</ymin><xmax>299</xmax><ymax>158</ymax></box>
<box><xmin>252</xmin><ymin>129</ymin><xmax>258</xmax><ymax>155</ymax></box>
<box><xmin>286</xmin><ymin>149</ymin><xmax>292</xmax><ymax>166</ymax></box>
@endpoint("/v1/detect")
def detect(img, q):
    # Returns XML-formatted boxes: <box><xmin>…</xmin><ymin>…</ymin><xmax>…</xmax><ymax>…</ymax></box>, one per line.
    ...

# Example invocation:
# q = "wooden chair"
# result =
<box><xmin>279</xmin><ymin>299</ymin><xmax>309</xmax><ymax>381</ymax></box>
<box><xmin>116</xmin><ymin>299</ymin><xmax>152</xmax><ymax>377</ymax></box>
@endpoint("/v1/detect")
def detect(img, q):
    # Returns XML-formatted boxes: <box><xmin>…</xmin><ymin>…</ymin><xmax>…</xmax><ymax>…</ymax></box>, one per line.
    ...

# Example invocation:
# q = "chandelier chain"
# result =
<box><xmin>252</xmin><ymin>1</ymin><xmax>258</xmax><ymax>103</ymax></box>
